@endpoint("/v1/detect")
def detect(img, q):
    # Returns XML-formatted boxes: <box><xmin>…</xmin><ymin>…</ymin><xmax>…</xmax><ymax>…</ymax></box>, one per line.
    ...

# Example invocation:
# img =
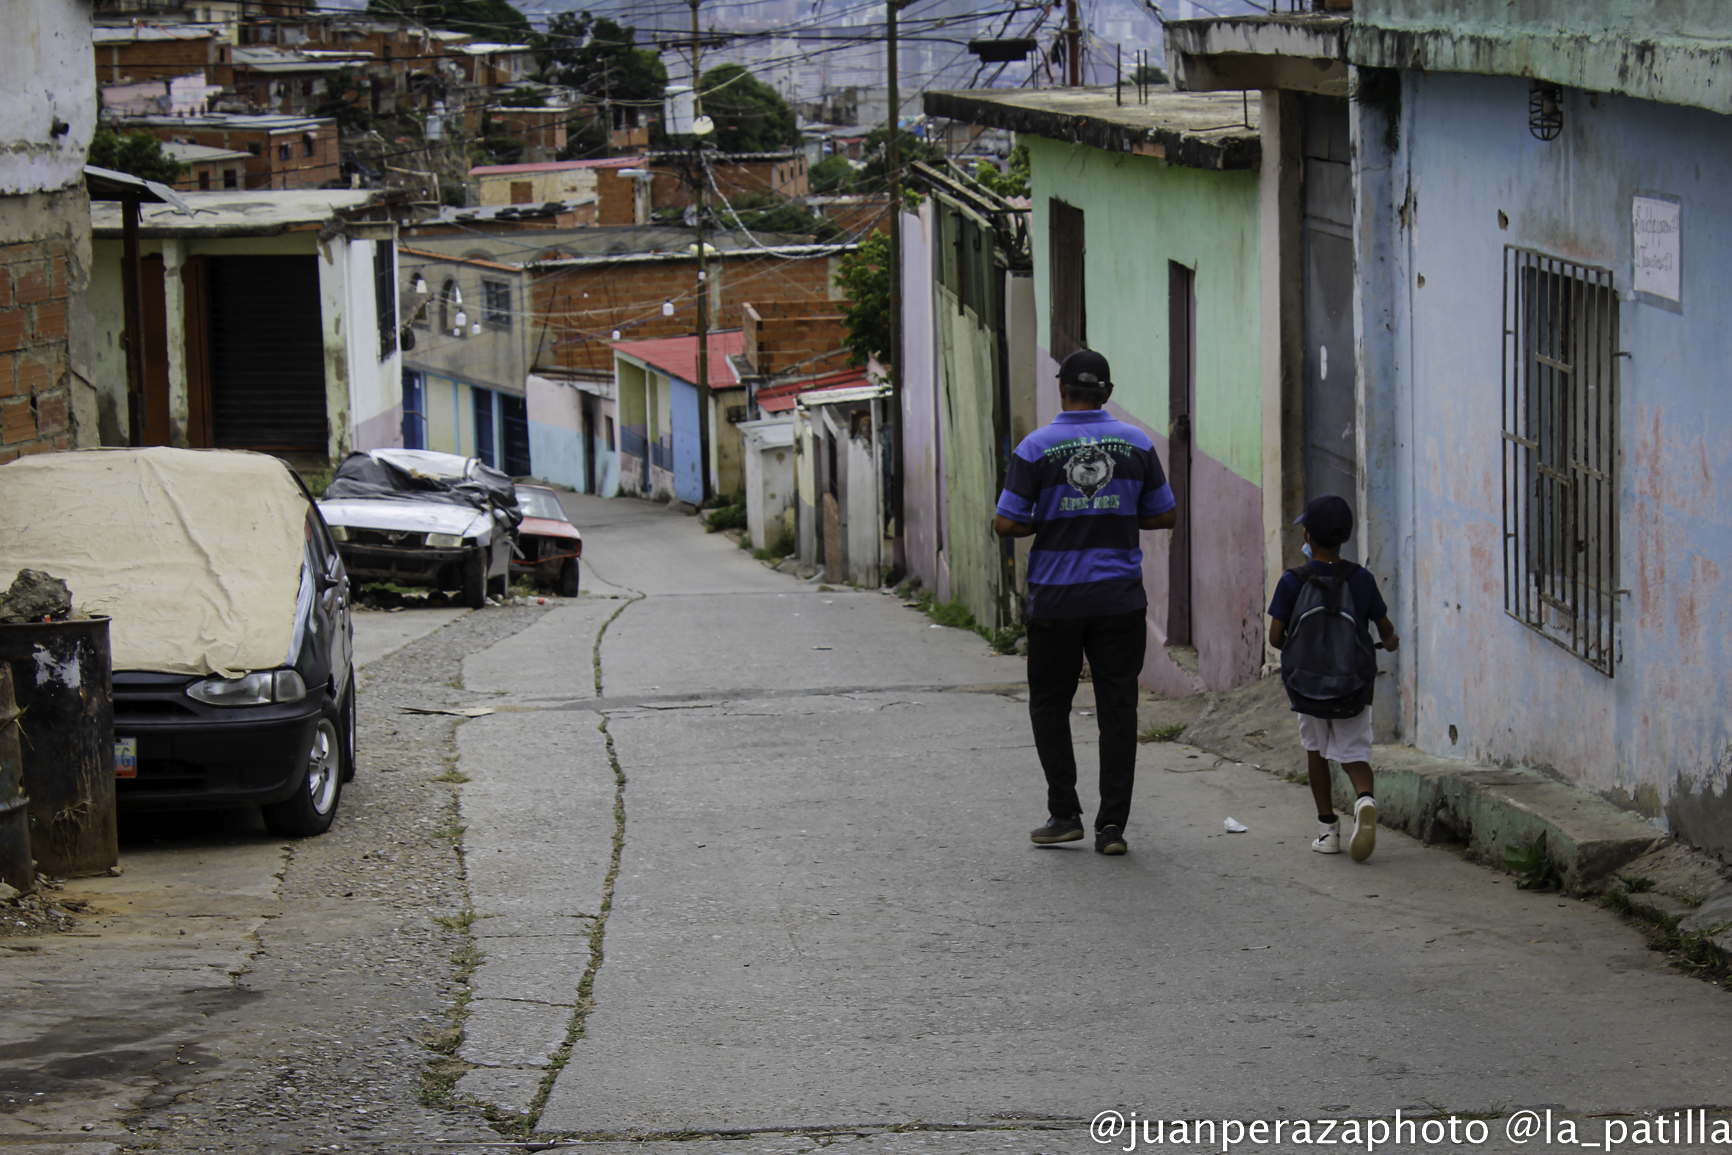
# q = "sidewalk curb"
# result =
<box><xmin>1164</xmin><ymin>673</ymin><xmax>1670</xmax><ymax>895</ymax></box>
<box><xmin>1344</xmin><ymin>748</ymin><xmax>1666</xmax><ymax>894</ymax></box>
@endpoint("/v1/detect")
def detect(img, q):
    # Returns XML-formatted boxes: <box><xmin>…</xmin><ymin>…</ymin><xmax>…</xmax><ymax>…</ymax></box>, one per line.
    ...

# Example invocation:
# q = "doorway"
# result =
<box><xmin>1300</xmin><ymin>94</ymin><xmax>1358</xmax><ymax>558</ymax></box>
<box><xmin>1167</xmin><ymin>261</ymin><xmax>1195</xmax><ymax>646</ymax></box>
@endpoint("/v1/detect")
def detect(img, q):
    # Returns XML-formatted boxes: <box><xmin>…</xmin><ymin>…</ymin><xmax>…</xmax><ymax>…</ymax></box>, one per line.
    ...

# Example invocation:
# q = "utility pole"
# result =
<box><xmin>1064</xmin><ymin>0</ymin><xmax>1081</xmax><ymax>86</ymax></box>
<box><xmin>885</xmin><ymin>0</ymin><xmax>905</xmax><ymax>566</ymax></box>
<box><xmin>691</xmin><ymin>0</ymin><xmax>708</xmax><ymax>470</ymax></box>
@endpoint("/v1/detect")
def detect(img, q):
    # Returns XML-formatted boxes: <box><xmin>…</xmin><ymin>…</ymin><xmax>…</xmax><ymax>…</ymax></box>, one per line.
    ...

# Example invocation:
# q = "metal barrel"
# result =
<box><xmin>0</xmin><ymin>618</ymin><xmax>116</xmax><ymax>878</ymax></box>
<box><xmin>0</xmin><ymin>665</ymin><xmax>30</xmax><ymax>893</ymax></box>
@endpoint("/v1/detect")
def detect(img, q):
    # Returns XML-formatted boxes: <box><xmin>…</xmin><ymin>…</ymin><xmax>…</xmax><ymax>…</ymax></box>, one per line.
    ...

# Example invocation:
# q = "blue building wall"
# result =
<box><xmin>1376</xmin><ymin>70</ymin><xmax>1732</xmax><ymax>850</ymax></box>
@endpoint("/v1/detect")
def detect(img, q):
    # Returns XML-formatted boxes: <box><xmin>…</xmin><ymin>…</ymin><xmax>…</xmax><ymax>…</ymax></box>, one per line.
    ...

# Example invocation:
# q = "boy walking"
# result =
<box><xmin>1266</xmin><ymin>495</ymin><xmax>1399</xmax><ymax>862</ymax></box>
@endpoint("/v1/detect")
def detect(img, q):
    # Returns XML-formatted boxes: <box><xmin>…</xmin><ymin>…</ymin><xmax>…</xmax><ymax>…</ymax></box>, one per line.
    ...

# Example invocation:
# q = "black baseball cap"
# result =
<box><xmin>1058</xmin><ymin>349</ymin><xmax>1112</xmax><ymax>389</ymax></box>
<box><xmin>1295</xmin><ymin>494</ymin><xmax>1354</xmax><ymax>548</ymax></box>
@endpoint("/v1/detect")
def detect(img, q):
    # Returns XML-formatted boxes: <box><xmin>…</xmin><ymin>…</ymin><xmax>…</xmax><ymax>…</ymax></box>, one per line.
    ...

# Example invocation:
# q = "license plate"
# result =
<box><xmin>114</xmin><ymin>737</ymin><xmax>137</xmax><ymax>779</ymax></box>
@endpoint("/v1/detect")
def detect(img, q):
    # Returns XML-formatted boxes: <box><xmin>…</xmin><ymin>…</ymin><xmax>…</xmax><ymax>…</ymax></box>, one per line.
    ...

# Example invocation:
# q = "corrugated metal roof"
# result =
<box><xmin>469</xmin><ymin>156</ymin><xmax>644</xmax><ymax>177</ymax></box>
<box><xmin>610</xmin><ymin>331</ymin><xmax>746</xmax><ymax>391</ymax></box>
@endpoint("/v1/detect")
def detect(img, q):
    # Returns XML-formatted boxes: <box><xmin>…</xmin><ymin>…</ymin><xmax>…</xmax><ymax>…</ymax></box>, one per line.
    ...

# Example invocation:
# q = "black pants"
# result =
<box><xmin>1027</xmin><ymin>609</ymin><xmax>1147</xmax><ymax>831</ymax></box>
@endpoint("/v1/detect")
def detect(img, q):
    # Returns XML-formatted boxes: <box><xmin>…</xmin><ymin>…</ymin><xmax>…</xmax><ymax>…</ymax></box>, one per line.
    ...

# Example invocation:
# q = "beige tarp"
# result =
<box><xmin>0</xmin><ymin>448</ymin><xmax>309</xmax><ymax>677</ymax></box>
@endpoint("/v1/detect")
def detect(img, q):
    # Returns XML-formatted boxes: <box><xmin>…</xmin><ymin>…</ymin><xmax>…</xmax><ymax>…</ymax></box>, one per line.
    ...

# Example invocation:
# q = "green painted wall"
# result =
<box><xmin>1024</xmin><ymin>134</ymin><xmax>1262</xmax><ymax>487</ymax></box>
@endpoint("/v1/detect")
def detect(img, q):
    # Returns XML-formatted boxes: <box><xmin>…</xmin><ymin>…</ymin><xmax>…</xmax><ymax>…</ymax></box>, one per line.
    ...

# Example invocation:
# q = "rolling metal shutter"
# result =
<box><xmin>206</xmin><ymin>256</ymin><xmax>327</xmax><ymax>452</ymax></box>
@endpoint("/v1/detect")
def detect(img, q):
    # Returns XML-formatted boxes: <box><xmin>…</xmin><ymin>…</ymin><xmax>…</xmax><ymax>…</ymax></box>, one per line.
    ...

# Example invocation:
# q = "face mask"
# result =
<box><xmin>1301</xmin><ymin>542</ymin><xmax>1314</xmax><ymax>560</ymax></box>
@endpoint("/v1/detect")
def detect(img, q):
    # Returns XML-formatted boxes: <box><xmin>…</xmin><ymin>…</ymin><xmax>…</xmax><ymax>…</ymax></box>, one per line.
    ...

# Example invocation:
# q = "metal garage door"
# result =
<box><xmin>206</xmin><ymin>256</ymin><xmax>327</xmax><ymax>452</ymax></box>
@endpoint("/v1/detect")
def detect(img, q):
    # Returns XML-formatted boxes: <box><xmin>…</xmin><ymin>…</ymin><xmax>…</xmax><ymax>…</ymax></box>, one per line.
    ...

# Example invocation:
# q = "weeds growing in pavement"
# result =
<box><xmin>1503</xmin><ymin>832</ymin><xmax>1561</xmax><ymax>891</ymax></box>
<box><xmin>1139</xmin><ymin>723</ymin><xmax>1188</xmax><ymax>743</ymax></box>
<box><xmin>434</xmin><ymin>909</ymin><xmax>477</xmax><ymax>931</ymax></box>
<box><xmin>1600</xmin><ymin>885</ymin><xmax>1732</xmax><ymax>984</ymax></box>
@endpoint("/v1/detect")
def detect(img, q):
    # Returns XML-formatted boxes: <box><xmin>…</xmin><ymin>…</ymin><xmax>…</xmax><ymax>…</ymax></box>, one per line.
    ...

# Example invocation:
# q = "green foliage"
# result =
<box><xmin>367</xmin><ymin>0</ymin><xmax>531</xmax><ymax>42</ymax></box>
<box><xmin>753</xmin><ymin>524</ymin><xmax>796</xmax><ymax>562</ymax></box>
<box><xmin>558</xmin><ymin>110</ymin><xmax>611</xmax><ymax>161</ymax></box>
<box><xmin>833</xmin><ymin>230</ymin><xmax>891</xmax><ymax>368</ymax></box>
<box><xmin>973</xmin><ymin>143</ymin><xmax>1030</xmax><ymax>200</ymax></box>
<box><xmin>718</xmin><ymin>190</ymin><xmax>840</xmax><ymax>242</ymax></box>
<box><xmin>1619</xmin><ymin>874</ymin><xmax>1657</xmax><ymax>894</ymax></box>
<box><xmin>699</xmin><ymin>64</ymin><xmax>798</xmax><ymax>153</ymax></box>
<box><xmin>703</xmin><ymin>503</ymin><xmax>748</xmax><ymax>533</ymax></box>
<box><xmin>855</xmin><ymin>125</ymin><xmax>942</xmax><ymax>193</ymax></box>
<box><xmin>1129</xmin><ymin>62</ymin><xmax>1167</xmax><ymax>85</ymax></box>
<box><xmin>497</xmin><ymin>86</ymin><xmax>546</xmax><ymax>108</ymax></box>
<box><xmin>88</xmin><ymin>127</ymin><xmax>186</xmax><ymax>185</ymax></box>
<box><xmin>1139</xmin><ymin>723</ymin><xmax>1188</xmax><ymax>743</ymax></box>
<box><xmin>541</xmin><ymin>12</ymin><xmax>666</xmax><ymax>105</ymax></box>
<box><xmin>810</xmin><ymin>155</ymin><xmax>856</xmax><ymax>194</ymax></box>
<box><xmin>1504</xmin><ymin>832</ymin><xmax>1561</xmax><ymax>891</ymax></box>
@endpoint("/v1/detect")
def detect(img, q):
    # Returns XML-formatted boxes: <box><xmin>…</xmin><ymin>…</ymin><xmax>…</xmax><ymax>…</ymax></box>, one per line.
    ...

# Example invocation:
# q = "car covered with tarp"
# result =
<box><xmin>318</xmin><ymin>449</ymin><xmax>521</xmax><ymax>608</ymax></box>
<box><xmin>0</xmin><ymin>447</ymin><xmax>355</xmax><ymax>836</ymax></box>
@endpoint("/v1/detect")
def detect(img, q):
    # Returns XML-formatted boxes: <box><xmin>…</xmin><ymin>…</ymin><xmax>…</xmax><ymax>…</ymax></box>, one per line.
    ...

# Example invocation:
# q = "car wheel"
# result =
<box><xmin>338</xmin><ymin>675</ymin><xmax>357</xmax><ymax>783</ymax></box>
<box><xmin>559</xmin><ymin>559</ymin><xmax>580</xmax><ymax>597</ymax></box>
<box><xmin>262</xmin><ymin>707</ymin><xmax>343</xmax><ymax>837</ymax></box>
<box><xmin>461</xmin><ymin>549</ymin><xmax>487</xmax><ymax>609</ymax></box>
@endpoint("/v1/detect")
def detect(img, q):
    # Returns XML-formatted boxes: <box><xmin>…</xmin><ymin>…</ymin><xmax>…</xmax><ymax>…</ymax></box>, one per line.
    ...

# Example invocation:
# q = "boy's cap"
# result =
<box><xmin>1058</xmin><ymin>349</ymin><xmax>1112</xmax><ymax>389</ymax></box>
<box><xmin>1295</xmin><ymin>494</ymin><xmax>1354</xmax><ymax>547</ymax></box>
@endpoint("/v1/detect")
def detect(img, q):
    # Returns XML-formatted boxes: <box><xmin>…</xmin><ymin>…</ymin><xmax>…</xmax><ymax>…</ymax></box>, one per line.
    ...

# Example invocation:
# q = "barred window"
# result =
<box><xmin>1501</xmin><ymin>247</ymin><xmax>1619</xmax><ymax>674</ymax></box>
<box><xmin>482</xmin><ymin>280</ymin><xmax>512</xmax><ymax>331</ymax></box>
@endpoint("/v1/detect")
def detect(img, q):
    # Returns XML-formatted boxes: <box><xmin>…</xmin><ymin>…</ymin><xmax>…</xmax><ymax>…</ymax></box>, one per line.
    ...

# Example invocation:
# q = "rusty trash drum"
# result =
<box><xmin>0</xmin><ymin>617</ymin><xmax>117</xmax><ymax>878</ymax></box>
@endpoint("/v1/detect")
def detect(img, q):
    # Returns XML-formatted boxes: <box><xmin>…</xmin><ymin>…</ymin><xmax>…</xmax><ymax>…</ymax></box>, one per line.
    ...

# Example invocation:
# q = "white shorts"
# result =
<box><xmin>1297</xmin><ymin>708</ymin><xmax>1373</xmax><ymax>765</ymax></box>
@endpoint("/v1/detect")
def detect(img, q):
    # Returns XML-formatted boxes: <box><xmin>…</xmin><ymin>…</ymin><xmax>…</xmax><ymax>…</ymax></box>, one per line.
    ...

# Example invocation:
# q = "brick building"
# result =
<box><xmin>4</xmin><ymin>2</ymin><xmax>99</xmax><ymax>462</ymax></box>
<box><xmin>741</xmin><ymin>300</ymin><xmax>851</xmax><ymax>380</ymax></box>
<box><xmin>123</xmin><ymin>113</ymin><xmax>339</xmax><ymax>189</ymax></box>
<box><xmin>93</xmin><ymin>25</ymin><xmax>220</xmax><ymax>84</ymax></box>
<box><xmin>647</xmin><ymin>151</ymin><xmax>810</xmax><ymax>214</ymax></box>
<box><xmin>529</xmin><ymin>242</ymin><xmax>852</xmax><ymax>382</ymax></box>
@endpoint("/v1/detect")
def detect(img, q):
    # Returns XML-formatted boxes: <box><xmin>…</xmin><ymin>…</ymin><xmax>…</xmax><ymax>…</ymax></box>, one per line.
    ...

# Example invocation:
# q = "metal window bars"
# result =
<box><xmin>1501</xmin><ymin>246</ymin><xmax>1619</xmax><ymax>674</ymax></box>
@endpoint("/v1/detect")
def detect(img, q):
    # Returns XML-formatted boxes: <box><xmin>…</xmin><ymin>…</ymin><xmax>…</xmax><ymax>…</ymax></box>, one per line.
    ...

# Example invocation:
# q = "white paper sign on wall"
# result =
<box><xmin>1633</xmin><ymin>196</ymin><xmax>1681</xmax><ymax>303</ymax></box>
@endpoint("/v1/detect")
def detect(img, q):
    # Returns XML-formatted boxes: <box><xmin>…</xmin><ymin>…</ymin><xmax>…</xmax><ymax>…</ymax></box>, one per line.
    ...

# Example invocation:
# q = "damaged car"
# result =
<box><xmin>318</xmin><ymin>449</ymin><xmax>521</xmax><ymax>609</ymax></box>
<box><xmin>511</xmin><ymin>484</ymin><xmax>582</xmax><ymax>596</ymax></box>
<box><xmin>0</xmin><ymin>447</ymin><xmax>354</xmax><ymax>837</ymax></box>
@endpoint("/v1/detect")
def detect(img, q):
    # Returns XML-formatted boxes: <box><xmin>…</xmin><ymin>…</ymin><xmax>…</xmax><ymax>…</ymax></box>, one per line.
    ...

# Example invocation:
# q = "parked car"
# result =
<box><xmin>0</xmin><ymin>447</ymin><xmax>354</xmax><ymax>836</ymax></box>
<box><xmin>512</xmin><ymin>485</ymin><xmax>582</xmax><ymax>596</ymax></box>
<box><xmin>318</xmin><ymin>449</ymin><xmax>521</xmax><ymax>609</ymax></box>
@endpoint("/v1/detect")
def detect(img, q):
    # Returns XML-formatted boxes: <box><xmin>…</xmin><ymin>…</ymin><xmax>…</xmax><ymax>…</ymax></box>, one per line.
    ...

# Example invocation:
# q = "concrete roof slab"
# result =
<box><xmin>922</xmin><ymin>86</ymin><xmax>1259</xmax><ymax>170</ymax></box>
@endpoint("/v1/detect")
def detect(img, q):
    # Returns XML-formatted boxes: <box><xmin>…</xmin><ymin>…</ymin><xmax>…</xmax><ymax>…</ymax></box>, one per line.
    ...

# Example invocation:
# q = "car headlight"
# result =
<box><xmin>186</xmin><ymin>669</ymin><xmax>308</xmax><ymax>707</ymax></box>
<box><xmin>425</xmin><ymin>532</ymin><xmax>464</xmax><ymax>548</ymax></box>
<box><xmin>328</xmin><ymin>525</ymin><xmax>349</xmax><ymax>542</ymax></box>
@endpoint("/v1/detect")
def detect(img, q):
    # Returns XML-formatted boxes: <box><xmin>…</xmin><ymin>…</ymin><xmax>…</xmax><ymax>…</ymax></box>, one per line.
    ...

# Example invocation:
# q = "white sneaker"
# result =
<box><xmin>1311</xmin><ymin>820</ymin><xmax>1341</xmax><ymax>854</ymax></box>
<box><xmin>1350</xmin><ymin>796</ymin><xmax>1378</xmax><ymax>862</ymax></box>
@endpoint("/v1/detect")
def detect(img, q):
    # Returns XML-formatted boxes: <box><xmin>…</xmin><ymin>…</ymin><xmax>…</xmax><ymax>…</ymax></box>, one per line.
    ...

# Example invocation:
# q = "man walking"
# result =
<box><xmin>994</xmin><ymin>349</ymin><xmax>1177</xmax><ymax>855</ymax></box>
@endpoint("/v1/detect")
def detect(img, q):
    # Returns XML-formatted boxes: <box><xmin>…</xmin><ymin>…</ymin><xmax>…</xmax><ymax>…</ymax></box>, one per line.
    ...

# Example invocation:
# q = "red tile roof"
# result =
<box><xmin>608</xmin><ymin>331</ymin><xmax>746</xmax><ymax>390</ymax></box>
<box><xmin>758</xmin><ymin>368</ymin><xmax>870</xmax><ymax>413</ymax></box>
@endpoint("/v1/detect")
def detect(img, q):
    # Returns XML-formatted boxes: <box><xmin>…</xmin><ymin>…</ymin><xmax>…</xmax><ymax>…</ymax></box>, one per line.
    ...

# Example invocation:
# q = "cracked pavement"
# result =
<box><xmin>3</xmin><ymin>494</ymin><xmax>1732</xmax><ymax>1154</ymax></box>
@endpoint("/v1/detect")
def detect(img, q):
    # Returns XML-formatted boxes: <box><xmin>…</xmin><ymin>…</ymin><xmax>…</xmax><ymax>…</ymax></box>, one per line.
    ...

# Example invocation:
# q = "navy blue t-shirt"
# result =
<box><xmin>1267</xmin><ymin>562</ymin><xmax>1389</xmax><ymax>629</ymax></box>
<box><xmin>996</xmin><ymin>410</ymin><xmax>1175</xmax><ymax>620</ymax></box>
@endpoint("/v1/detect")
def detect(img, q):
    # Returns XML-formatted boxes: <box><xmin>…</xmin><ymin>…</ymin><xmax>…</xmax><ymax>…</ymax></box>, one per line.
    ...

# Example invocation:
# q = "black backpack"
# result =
<box><xmin>1278</xmin><ymin>562</ymin><xmax>1378</xmax><ymax>719</ymax></box>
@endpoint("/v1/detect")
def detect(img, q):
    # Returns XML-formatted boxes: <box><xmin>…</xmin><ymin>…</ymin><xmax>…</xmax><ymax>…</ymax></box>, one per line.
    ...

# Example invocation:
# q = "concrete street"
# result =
<box><xmin>2</xmin><ymin>493</ymin><xmax>1731</xmax><ymax>1154</ymax></box>
<box><xmin>457</xmin><ymin>495</ymin><xmax>1732</xmax><ymax>1151</ymax></box>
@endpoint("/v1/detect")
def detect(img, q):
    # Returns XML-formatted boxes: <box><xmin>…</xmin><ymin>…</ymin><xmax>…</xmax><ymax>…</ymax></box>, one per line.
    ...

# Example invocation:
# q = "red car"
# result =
<box><xmin>512</xmin><ymin>485</ymin><xmax>582</xmax><ymax>596</ymax></box>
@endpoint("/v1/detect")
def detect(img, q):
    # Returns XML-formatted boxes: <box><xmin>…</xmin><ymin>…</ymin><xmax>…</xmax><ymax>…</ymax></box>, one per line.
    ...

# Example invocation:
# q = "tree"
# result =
<box><xmin>557</xmin><ymin>109</ymin><xmax>610</xmax><ymax>161</ymax></box>
<box><xmin>541</xmin><ymin>12</ymin><xmax>667</xmax><ymax>107</ymax></box>
<box><xmin>833</xmin><ymin>230</ymin><xmax>891</xmax><ymax>368</ymax></box>
<box><xmin>715</xmin><ymin>190</ymin><xmax>841</xmax><ymax>243</ymax></box>
<box><xmin>809</xmin><ymin>154</ymin><xmax>854</xmax><ymax>194</ymax></box>
<box><xmin>853</xmin><ymin>125</ymin><xmax>942</xmax><ymax>194</ymax></box>
<box><xmin>972</xmin><ymin>143</ymin><xmax>1029</xmax><ymax>200</ymax></box>
<box><xmin>88</xmin><ymin>127</ymin><xmax>186</xmax><ymax>185</ymax></box>
<box><xmin>699</xmin><ymin>64</ymin><xmax>797</xmax><ymax>154</ymax></box>
<box><xmin>367</xmin><ymin>0</ymin><xmax>531</xmax><ymax>42</ymax></box>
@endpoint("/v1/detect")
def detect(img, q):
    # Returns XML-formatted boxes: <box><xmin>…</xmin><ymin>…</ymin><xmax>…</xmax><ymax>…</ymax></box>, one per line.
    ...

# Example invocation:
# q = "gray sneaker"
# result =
<box><xmin>1030</xmin><ymin>815</ymin><xmax>1084</xmax><ymax>844</ymax></box>
<box><xmin>1095</xmin><ymin>826</ymin><xmax>1128</xmax><ymax>855</ymax></box>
